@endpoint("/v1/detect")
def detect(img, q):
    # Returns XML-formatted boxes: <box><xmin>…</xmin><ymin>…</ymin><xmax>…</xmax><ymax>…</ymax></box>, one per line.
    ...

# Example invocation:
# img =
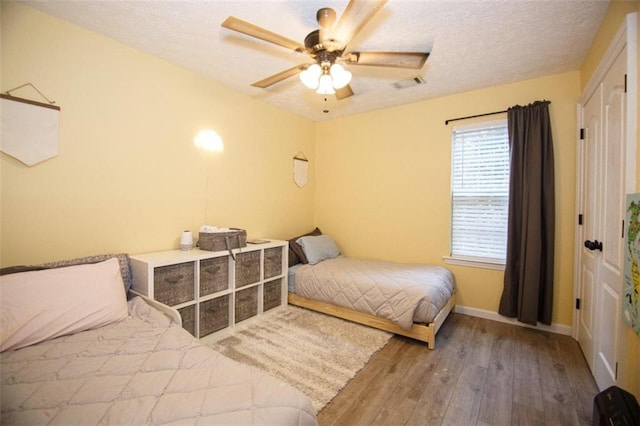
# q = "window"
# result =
<box><xmin>447</xmin><ymin>120</ymin><xmax>509</xmax><ymax>268</ymax></box>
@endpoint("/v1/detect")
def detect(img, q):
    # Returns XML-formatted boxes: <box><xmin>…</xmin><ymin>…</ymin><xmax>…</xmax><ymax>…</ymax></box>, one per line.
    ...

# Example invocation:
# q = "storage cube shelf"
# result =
<box><xmin>235</xmin><ymin>287</ymin><xmax>258</xmax><ymax>323</ymax></box>
<box><xmin>263</xmin><ymin>278</ymin><xmax>282</xmax><ymax>312</ymax></box>
<box><xmin>130</xmin><ymin>240</ymin><xmax>287</xmax><ymax>338</ymax></box>
<box><xmin>235</xmin><ymin>251</ymin><xmax>260</xmax><ymax>288</ymax></box>
<box><xmin>154</xmin><ymin>262</ymin><xmax>194</xmax><ymax>306</ymax></box>
<box><xmin>178</xmin><ymin>305</ymin><xmax>196</xmax><ymax>336</ymax></box>
<box><xmin>200</xmin><ymin>256</ymin><xmax>228</xmax><ymax>296</ymax></box>
<box><xmin>264</xmin><ymin>247</ymin><xmax>283</xmax><ymax>279</ymax></box>
<box><xmin>200</xmin><ymin>295</ymin><xmax>229</xmax><ymax>336</ymax></box>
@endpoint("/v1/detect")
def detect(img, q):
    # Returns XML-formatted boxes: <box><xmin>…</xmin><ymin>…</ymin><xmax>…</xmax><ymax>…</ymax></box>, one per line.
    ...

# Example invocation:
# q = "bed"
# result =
<box><xmin>0</xmin><ymin>254</ymin><xmax>317</xmax><ymax>425</ymax></box>
<box><xmin>286</xmin><ymin>232</ymin><xmax>456</xmax><ymax>348</ymax></box>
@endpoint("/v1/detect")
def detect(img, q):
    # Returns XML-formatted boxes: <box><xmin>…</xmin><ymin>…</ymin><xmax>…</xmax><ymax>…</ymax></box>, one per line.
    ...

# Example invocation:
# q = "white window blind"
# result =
<box><xmin>451</xmin><ymin>121</ymin><xmax>509</xmax><ymax>263</ymax></box>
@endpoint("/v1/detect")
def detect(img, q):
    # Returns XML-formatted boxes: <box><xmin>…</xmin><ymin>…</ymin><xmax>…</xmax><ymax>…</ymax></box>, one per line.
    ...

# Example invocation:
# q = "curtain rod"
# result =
<box><xmin>445</xmin><ymin>101</ymin><xmax>552</xmax><ymax>125</ymax></box>
<box><xmin>445</xmin><ymin>109</ymin><xmax>507</xmax><ymax>125</ymax></box>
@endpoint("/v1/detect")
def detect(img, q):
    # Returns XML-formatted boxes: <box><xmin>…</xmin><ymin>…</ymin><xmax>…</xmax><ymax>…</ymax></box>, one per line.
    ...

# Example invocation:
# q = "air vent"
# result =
<box><xmin>393</xmin><ymin>76</ymin><xmax>426</xmax><ymax>89</ymax></box>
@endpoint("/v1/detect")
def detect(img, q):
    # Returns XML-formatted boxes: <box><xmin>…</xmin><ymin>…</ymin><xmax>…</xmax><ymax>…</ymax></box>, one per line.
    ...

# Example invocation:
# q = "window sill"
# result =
<box><xmin>443</xmin><ymin>256</ymin><xmax>505</xmax><ymax>271</ymax></box>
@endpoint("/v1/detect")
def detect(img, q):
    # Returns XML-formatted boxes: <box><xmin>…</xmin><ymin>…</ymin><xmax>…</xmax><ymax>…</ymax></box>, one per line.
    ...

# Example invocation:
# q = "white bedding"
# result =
<box><xmin>1</xmin><ymin>297</ymin><xmax>317</xmax><ymax>425</ymax></box>
<box><xmin>292</xmin><ymin>257</ymin><xmax>455</xmax><ymax>329</ymax></box>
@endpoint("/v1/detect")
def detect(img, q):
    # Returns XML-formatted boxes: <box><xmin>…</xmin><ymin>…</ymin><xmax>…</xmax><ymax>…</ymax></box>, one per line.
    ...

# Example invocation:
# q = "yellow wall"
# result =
<box><xmin>316</xmin><ymin>71</ymin><xmax>580</xmax><ymax>327</ymax></box>
<box><xmin>0</xmin><ymin>2</ymin><xmax>316</xmax><ymax>265</ymax></box>
<box><xmin>580</xmin><ymin>0</ymin><xmax>640</xmax><ymax>401</ymax></box>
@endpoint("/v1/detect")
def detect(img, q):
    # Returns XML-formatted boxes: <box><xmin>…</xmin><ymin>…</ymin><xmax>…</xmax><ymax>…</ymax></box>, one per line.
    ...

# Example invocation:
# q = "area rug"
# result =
<box><xmin>201</xmin><ymin>305</ymin><xmax>392</xmax><ymax>412</ymax></box>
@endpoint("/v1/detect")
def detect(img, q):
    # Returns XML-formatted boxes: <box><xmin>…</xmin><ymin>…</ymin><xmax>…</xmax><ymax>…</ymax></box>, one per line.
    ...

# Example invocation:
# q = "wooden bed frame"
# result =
<box><xmin>287</xmin><ymin>292</ymin><xmax>456</xmax><ymax>349</ymax></box>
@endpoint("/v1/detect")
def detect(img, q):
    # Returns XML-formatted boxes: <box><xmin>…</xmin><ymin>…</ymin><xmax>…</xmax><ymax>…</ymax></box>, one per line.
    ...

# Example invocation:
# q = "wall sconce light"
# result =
<box><xmin>194</xmin><ymin>129</ymin><xmax>224</xmax><ymax>152</ymax></box>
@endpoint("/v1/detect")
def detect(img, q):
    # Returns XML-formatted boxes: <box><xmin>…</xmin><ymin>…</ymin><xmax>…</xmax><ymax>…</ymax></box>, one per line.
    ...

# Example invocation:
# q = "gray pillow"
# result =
<box><xmin>1</xmin><ymin>253</ymin><xmax>132</xmax><ymax>293</ymax></box>
<box><xmin>288</xmin><ymin>227</ymin><xmax>322</xmax><ymax>266</ymax></box>
<box><xmin>296</xmin><ymin>235</ymin><xmax>340</xmax><ymax>265</ymax></box>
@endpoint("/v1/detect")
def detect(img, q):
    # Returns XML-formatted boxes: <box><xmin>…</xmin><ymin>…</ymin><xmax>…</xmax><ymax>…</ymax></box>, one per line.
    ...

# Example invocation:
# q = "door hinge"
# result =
<box><xmin>579</xmin><ymin>214</ymin><xmax>583</xmax><ymax>225</ymax></box>
<box><xmin>576</xmin><ymin>298</ymin><xmax>581</xmax><ymax>310</ymax></box>
<box><xmin>615</xmin><ymin>362</ymin><xmax>618</xmax><ymax>380</ymax></box>
<box><xmin>624</xmin><ymin>74</ymin><xmax>627</xmax><ymax>93</ymax></box>
<box><xmin>580</xmin><ymin>128</ymin><xmax>585</xmax><ymax>140</ymax></box>
<box><xmin>622</xmin><ymin>220</ymin><xmax>625</xmax><ymax>238</ymax></box>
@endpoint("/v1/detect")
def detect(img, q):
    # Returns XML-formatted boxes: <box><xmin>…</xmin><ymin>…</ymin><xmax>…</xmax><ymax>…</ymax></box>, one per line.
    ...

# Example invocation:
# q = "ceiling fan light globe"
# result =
<box><xmin>300</xmin><ymin>64</ymin><xmax>321</xmax><ymax>89</ymax></box>
<box><xmin>300</xmin><ymin>74</ymin><xmax>319</xmax><ymax>90</ymax></box>
<box><xmin>330</xmin><ymin>64</ymin><xmax>352</xmax><ymax>89</ymax></box>
<box><xmin>329</xmin><ymin>63</ymin><xmax>345</xmax><ymax>75</ymax></box>
<box><xmin>316</xmin><ymin>74</ymin><xmax>336</xmax><ymax>95</ymax></box>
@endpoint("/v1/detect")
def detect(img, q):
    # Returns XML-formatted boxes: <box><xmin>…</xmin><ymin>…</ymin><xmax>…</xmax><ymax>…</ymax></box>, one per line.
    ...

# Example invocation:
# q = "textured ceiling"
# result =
<box><xmin>19</xmin><ymin>0</ymin><xmax>609</xmax><ymax>122</ymax></box>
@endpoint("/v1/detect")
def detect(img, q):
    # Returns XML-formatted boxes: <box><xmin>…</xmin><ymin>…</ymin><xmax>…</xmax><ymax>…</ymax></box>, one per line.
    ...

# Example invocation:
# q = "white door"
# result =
<box><xmin>578</xmin><ymin>84</ymin><xmax>601</xmax><ymax>372</ymax></box>
<box><xmin>577</xmin><ymin>47</ymin><xmax>627</xmax><ymax>390</ymax></box>
<box><xmin>594</xmin><ymin>47</ymin><xmax>626</xmax><ymax>389</ymax></box>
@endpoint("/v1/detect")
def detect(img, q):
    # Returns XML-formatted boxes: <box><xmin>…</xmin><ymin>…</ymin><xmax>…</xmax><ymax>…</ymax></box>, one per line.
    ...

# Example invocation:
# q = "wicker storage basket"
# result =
<box><xmin>235</xmin><ymin>251</ymin><xmax>260</xmax><ymax>288</ymax></box>
<box><xmin>153</xmin><ymin>262</ymin><xmax>194</xmax><ymax>306</ymax></box>
<box><xmin>264</xmin><ymin>247</ymin><xmax>283</xmax><ymax>279</ymax></box>
<box><xmin>178</xmin><ymin>305</ymin><xmax>196</xmax><ymax>336</ymax></box>
<box><xmin>199</xmin><ymin>229</ymin><xmax>247</xmax><ymax>252</ymax></box>
<box><xmin>263</xmin><ymin>278</ymin><xmax>282</xmax><ymax>312</ymax></box>
<box><xmin>235</xmin><ymin>286</ymin><xmax>258</xmax><ymax>323</ymax></box>
<box><xmin>200</xmin><ymin>256</ymin><xmax>229</xmax><ymax>296</ymax></box>
<box><xmin>199</xmin><ymin>295</ymin><xmax>230</xmax><ymax>337</ymax></box>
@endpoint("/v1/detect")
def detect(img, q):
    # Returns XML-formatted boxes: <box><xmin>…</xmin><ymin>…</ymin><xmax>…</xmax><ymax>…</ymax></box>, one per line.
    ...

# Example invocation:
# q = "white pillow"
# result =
<box><xmin>296</xmin><ymin>235</ymin><xmax>341</xmax><ymax>265</ymax></box>
<box><xmin>0</xmin><ymin>257</ymin><xmax>129</xmax><ymax>352</ymax></box>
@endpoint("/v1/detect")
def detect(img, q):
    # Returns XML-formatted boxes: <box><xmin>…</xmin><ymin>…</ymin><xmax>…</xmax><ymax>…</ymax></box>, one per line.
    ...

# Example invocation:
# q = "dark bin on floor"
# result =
<box><xmin>592</xmin><ymin>385</ymin><xmax>639</xmax><ymax>426</ymax></box>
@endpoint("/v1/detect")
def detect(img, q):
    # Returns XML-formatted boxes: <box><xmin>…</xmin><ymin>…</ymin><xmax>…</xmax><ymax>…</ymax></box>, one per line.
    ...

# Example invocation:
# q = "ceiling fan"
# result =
<box><xmin>221</xmin><ymin>0</ymin><xmax>429</xmax><ymax>100</ymax></box>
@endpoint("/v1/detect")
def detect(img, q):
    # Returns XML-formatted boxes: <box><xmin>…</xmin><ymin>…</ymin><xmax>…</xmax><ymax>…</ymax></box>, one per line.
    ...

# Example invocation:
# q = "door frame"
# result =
<box><xmin>573</xmin><ymin>12</ymin><xmax>637</xmax><ymax>383</ymax></box>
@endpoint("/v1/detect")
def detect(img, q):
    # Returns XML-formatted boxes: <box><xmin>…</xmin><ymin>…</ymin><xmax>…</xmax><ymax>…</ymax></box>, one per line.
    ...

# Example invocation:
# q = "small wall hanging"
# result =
<box><xmin>293</xmin><ymin>151</ymin><xmax>308</xmax><ymax>188</ymax></box>
<box><xmin>1</xmin><ymin>83</ymin><xmax>60</xmax><ymax>166</ymax></box>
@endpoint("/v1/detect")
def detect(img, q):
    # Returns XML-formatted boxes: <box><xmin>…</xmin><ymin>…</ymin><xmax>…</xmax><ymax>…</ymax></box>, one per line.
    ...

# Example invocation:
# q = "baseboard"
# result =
<box><xmin>454</xmin><ymin>305</ymin><xmax>573</xmax><ymax>336</ymax></box>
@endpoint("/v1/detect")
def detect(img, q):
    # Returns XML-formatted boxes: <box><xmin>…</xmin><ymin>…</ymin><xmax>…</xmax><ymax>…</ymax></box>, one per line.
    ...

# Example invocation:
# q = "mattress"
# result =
<box><xmin>1</xmin><ymin>297</ymin><xmax>317</xmax><ymax>425</ymax></box>
<box><xmin>292</xmin><ymin>257</ymin><xmax>455</xmax><ymax>329</ymax></box>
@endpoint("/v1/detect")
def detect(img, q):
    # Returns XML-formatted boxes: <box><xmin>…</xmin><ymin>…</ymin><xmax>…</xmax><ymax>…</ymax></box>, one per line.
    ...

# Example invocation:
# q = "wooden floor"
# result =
<box><xmin>318</xmin><ymin>313</ymin><xmax>599</xmax><ymax>426</ymax></box>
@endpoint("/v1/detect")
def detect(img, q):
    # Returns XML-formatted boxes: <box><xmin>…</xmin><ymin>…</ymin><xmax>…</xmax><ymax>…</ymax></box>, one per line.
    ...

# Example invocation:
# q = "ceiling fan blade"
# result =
<box><xmin>344</xmin><ymin>51</ymin><xmax>429</xmax><ymax>69</ymax></box>
<box><xmin>222</xmin><ymin>17</ymin><xmax>305</xmax><ymax>53</ymax></box>
<box><xmin>251</xmin><ymin>65</ymin><xmax>306</xmax><ymax>88</ymax></box>
<box><xmin>317</xmin><ymin>8</ymin><xmax>337</xmax><ymax>45</ymax></box>
<box><xmin>332</xmin><ymin>0</ymin><xmax>388</xmax><ymax>49</ymax></box>
<box><xmin>335</xmin><ymin>85</ymin><xmax>354</xmax><ymax>100</ymax></box>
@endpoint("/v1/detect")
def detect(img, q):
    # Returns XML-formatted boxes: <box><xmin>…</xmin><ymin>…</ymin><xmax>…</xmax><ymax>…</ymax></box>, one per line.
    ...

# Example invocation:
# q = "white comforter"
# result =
<box><xmin>294</xmin><ymin>257</ymin><xmax>455</xmax><ymax>329</ymax></box>
<box><xmin>1</xmin><ymin>297</ymin><xmax>317</xmax><ymax>425</ymax></box>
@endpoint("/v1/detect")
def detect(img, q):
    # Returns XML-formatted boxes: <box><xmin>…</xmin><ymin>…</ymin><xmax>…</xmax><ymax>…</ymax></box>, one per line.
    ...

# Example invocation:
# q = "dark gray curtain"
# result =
<box><xmin>499</xmin><ymin>100</ymin><xmax>555</xmax><ymax>326</ymax></box>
